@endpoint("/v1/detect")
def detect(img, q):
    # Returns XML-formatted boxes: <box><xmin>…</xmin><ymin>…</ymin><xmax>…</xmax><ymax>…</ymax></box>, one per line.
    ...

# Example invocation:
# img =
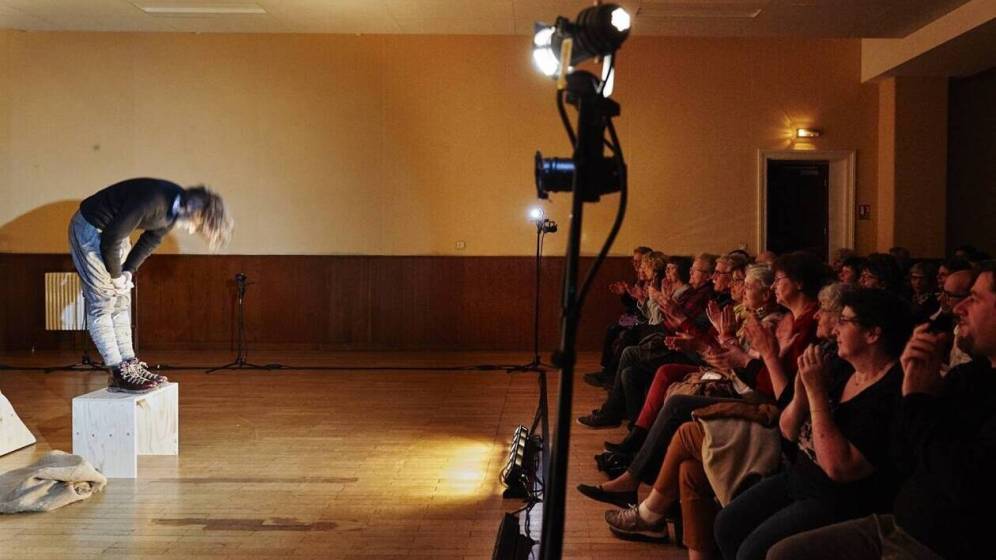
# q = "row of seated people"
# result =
<box><xmin>574</xmin><ymin>246</ymin><xmax>995</xmax><ymax>560</ymax></box>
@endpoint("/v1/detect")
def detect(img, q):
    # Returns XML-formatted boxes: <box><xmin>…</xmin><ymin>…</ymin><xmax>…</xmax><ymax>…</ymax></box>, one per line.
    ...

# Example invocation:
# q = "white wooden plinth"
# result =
<box><xmin>72</xmin><ymin>382</ymin><xmax>178</xmax><ymax>478</ymax></box>
<box><xmin>0</xmin><ymin>392</ymin><xmax>36</xmax><ymax>456</ymax></box>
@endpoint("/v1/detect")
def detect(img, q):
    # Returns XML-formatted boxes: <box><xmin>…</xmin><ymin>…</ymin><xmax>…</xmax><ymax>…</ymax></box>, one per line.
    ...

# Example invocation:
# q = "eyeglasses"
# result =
<box><xmin>773</xmin><ymin>275</ymin><xmax>788</xmax><ymax>284</ymax></box>
<box><xmin>713</xmin><ymin>271</ymin><xmax>732</xmax><ymax>277</ymax></box>
<box><xmin>940</xmin><ymin>290</ymin><xmax>969</xmax><ymax>300</ymax></box>
<box><xmin>860</xmin><ymin>271</ymin><xmax>878</xmax><ymax>280</ymax></box>
<box><xmin>837</xmin><ymin>315</ymin><xmax>863</xmax><ymax>327</ymax></box>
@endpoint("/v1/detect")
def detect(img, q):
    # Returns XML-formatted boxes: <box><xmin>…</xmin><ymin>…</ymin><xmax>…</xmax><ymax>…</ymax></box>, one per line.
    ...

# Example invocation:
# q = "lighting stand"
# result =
<box><xmin>540</xmin><ymin>74</ymin><xmax>624</xmax><ymax>560</ymax></box>
<box><xmin>509</xmin><ymin>218</ymin><xmax>559</xmax><ymax>374</ymax></box>
<box><xmin>206</xmin><ymin>273</ymin><xmax>285</xmax><ymax>373</ymax></box>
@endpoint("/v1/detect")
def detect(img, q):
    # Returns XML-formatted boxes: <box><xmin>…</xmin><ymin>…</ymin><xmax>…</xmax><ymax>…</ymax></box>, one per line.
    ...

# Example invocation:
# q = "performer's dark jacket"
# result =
<box><xmin>80</xmin><ymin>178</ymin><xmax>183</xmax><ymax>278</ymax></box>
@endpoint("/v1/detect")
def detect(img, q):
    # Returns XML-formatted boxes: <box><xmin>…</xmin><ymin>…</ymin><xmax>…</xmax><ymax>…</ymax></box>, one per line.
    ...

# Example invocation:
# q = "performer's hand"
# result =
<box><xmin>112</xmin><ymin>272</ymin><xmax>134</xmax><ymax>294</ymax></box>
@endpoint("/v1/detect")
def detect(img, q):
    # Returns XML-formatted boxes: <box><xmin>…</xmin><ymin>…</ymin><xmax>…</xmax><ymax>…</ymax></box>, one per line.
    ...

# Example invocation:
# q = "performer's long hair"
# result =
<box><xmin>185</xmin><ymin>185</ymin><xmax>234</xmax><ymax>251</ymax></box>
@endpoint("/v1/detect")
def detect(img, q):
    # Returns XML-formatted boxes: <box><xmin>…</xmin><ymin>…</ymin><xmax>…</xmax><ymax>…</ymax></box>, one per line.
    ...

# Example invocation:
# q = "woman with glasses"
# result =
<box><xmin>714</xmin><ymin>288</ymin><xmax>913</xmax><ymax>560</ymax></box>
<box><xmin>593</xmin><ymin>282</ymin><xmax>855</xmax><ymax>558</ymax></box>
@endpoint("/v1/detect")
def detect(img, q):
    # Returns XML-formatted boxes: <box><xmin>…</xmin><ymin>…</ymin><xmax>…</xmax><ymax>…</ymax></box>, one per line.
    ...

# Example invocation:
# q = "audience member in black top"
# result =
<box><xmin>714</xmin><ymin>288</ymin><xmax>913</xmax><ymax>560</ymax></box>
<box><xmin>767</xmin><ymin>261</ymin><xmax>996</xmax><ymax>560</ymax></box>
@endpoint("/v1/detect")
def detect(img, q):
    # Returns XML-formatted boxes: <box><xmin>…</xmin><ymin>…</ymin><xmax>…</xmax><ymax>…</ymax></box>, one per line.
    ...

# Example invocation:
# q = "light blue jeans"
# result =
<box><xmin>68</xmin><ymin>211</ymin><xmax>135</xmax><ymax>367</ymax></box>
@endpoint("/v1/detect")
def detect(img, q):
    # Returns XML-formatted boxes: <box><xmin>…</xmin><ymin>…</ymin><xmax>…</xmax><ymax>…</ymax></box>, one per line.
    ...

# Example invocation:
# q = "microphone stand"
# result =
<box><xmin>206</xmin><ymin>273</ymin><xmax>285</xmax><ymax>373</ymax></box>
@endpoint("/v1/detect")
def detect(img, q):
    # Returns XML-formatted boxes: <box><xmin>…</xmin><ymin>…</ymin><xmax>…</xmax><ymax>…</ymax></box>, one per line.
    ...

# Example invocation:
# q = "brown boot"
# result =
<box><xmin>107</xmin><ymin>361</ymin><xmax>157</xmax><ymax>393</ymax></box>
<box><xmin>125</xmin><ymin>358</ymin><xmax>168</xmax><ymax>385</ymax></box>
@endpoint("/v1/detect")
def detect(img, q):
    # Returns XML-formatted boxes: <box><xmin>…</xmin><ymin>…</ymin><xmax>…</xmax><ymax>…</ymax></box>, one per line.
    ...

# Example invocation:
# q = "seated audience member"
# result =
<box><xmin>727</xmin><ymin>249</ymin><xmax>753</xmax><ymax>266</ymax></box>
<box><xmin>837</xmin><ymin>256</ymin><xmax>865</xmax><ymax>286</ymax></box>
<box><xmin>599</xmin><ymin>263</ymin><xmax>779</xmax><ymax>457</ymax></box>
<box><xmin>593</xmin><ymin>282</ymin><xmax>853</xmax><ymax>560</ymax></box>
<box><xmin>767</xmin><ymin>261</ymin><xmax>996</xmax><ymax>560</ymax></box>
<box><xmin>952</xmin><ymin>244</ymin><xmax>978</xmax><ymax>261</ymax></box>
<box><xmin>859</xmin><ymin>253</ymin><xmax>902</xmax><ymax>293</ymax></box>
<box><xmin>907</xmin><ymin>261</ymin><xmax>939</xmax><ymax>321</ymax></box>
<box><xmin>588</xmin><ymin>247</ymin><xmax>654</xmax><ymax>387</ymax></box>
<box><xmin>578</xmin><ymin>255</ymin><xmax>708</xmax><ymax>428</ymax></box>
<box><xmin>936</xmin><ymin>268</ymin><xmax>977</xmax><ymax>373</ymax></box>
<box><xmin>832</xmin><ymin>248</ymin><xmax>857</xmax><ymax>274</ymax></box>
<box><xmin>889</xmin><ymin>246</ymin><xmax>912</xmax><ymax>275</ymax></box>
<box><xmin>710</xmin><ymin>255</ymin><xmax>736</xmax><ymax>308</ymax></box>
<box><xmin>936</xmin><ymin>256</ymin><xmax>971</xmax><ymax>292</ymax></box>
<box><xmin>714</xmin><ymin>288</ymin><xmax>913</xmax><ymax>560</ymax></box>
<box><xmin>578</xmin><ymin>254</ymin><xmax>827</xmax><ymax>504</ymax></box>
<box><xmin>756</xmin><ymin>250</ymin><xmax>777</xmax><ymax>266</ymax></box>
<box><xmin>587</xmin><ymin>251</ymin><xmax>668</xmax><ymax>388</ymax></box>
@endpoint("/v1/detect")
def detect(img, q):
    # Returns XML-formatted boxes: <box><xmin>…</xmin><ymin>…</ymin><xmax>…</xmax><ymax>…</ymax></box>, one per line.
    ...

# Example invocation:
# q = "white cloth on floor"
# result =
<box><xmin>0</xmin><ymin>451</ymin><xmax>107</xmax><ymax>513</ymax></box>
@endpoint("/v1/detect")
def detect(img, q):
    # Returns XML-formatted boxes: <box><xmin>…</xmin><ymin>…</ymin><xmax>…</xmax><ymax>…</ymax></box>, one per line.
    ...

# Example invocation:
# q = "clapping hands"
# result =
<box><xmin>796</xmin><ymin>344</ymin><xmax>830</xmax><ymax>397</ymax></box>
<box><xmin>706</xmin><ymin>301</ymin><xmax>738</xmax><ymax>339</ymax></box>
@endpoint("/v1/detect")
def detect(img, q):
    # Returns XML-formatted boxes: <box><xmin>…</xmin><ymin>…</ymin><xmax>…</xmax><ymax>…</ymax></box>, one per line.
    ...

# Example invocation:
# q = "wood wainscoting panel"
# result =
<box><xmin>0</xmin><ymin>254</ymin><xmax>632</xmax><ymax>352</ymax></box>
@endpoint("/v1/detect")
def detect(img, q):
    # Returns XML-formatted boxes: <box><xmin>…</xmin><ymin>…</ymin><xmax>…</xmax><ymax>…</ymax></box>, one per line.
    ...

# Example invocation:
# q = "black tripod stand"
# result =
<box><xmin>207</xmin><ymin>272</ymin><xmax>284</xmax><ymax>373</ymax></box>
<box><xmin>508</xmin><ymin>216</ymin><xmax>559</xmax><ymax>373</ymax></box>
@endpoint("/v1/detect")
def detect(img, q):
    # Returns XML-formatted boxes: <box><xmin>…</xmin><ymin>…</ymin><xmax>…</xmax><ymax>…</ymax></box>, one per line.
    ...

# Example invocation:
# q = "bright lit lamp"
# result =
<box><xmin>531</xmin><ymin>4</ymin><xmax>632</xmax><ymax>81</ymax></box>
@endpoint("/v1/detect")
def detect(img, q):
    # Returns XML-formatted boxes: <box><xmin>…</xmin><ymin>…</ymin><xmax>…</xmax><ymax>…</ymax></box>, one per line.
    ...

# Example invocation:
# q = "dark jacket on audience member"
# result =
<box><xmin>892</xmin><ymin>358</ymin><xmax>996</xmax><ymax>559</ymax></box>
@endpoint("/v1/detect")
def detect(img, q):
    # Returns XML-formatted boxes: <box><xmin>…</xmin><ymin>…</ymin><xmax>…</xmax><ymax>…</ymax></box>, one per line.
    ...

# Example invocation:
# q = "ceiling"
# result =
<box><xmin>0</xmin><ymin>0</ymin><xmax>975</xmax><ymax>38</ymax></box>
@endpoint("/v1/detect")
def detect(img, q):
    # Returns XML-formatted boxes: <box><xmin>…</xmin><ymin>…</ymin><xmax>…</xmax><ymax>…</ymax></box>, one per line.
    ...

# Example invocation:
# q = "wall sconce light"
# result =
<box><xmin>796</xmin><ymin>128</ymin><xmax>822</xmax><ymax>139</ymax></box>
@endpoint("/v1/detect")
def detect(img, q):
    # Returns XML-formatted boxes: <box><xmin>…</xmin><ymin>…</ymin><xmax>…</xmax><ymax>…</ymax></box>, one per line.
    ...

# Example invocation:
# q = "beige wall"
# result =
<box><xmin>0</xmin><ymin>31</ymin><xmax>881</xmax><ymax>257</ymax></box>
<box><xmin>876</xmin><ymin>76</ymin><xmax>949</xmax><ymax>257</ymax></box>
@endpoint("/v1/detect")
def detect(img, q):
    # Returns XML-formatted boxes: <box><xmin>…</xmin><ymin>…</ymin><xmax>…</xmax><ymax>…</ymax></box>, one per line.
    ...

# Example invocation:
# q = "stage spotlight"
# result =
<box><xmin>532</xmin><ymin>25</ymin><xmax>560</xmax><ymax>77</ymax></box>
<box><xmin>528</xmin><ymin>206</ymin><xmax>558</xmax><ymax>234</ymax></box>
<box><xmin>500</xmin><ymin>425</ymin><xmax>540</xmax><ymax>500</ymax></box>
<box><xmin>531</xmin><ymin>4</ymin><xmax>632</xmax><ymax>79</ymax></box>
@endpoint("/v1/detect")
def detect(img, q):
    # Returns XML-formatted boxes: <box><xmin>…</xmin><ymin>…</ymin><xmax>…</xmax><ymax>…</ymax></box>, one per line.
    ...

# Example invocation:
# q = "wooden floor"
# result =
<box><xmin>0</xmin><ymin>351</ymin><xmax>688</xmax><ymax>559</ymax></box>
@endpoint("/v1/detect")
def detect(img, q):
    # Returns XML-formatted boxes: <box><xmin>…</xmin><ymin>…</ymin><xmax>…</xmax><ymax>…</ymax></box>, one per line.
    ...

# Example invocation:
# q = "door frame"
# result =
<box><xmin>756</xmin><ymin>150</ymin><xmax>856</xmax><ymax>258</ymax></box>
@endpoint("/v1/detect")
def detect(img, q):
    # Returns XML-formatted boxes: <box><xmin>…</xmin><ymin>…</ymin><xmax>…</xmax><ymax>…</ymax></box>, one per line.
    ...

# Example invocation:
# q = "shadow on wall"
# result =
<box><xmin>0</xmin><ymin>200</ymin><xmax>180</xmax><ymax>254</ymax></box>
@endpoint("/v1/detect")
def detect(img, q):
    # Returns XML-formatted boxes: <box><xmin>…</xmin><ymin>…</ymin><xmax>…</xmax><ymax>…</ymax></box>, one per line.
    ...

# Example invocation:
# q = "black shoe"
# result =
<box><xmin>583</xmin><ymin>372</ymin><xmax>609</xmax><ymax>388</ymax></box>
<box><xmin>577</xmin><ymin>484</ymin><xmax>638</xmax><ymax>508</ymax></box>
<box><xmin>577</xmin><ymin>409</ymin><xmax>622</xmax><ymax>429</ymax></box>
<box><xmin>595</xmin><ymin>451</ymin><xmax>633</xmax><ymax>475</ymax></box>
<box><xmin>604</xmin><ymin>426</ymin><xmax>648</xmax><ymax>454</ymax></box>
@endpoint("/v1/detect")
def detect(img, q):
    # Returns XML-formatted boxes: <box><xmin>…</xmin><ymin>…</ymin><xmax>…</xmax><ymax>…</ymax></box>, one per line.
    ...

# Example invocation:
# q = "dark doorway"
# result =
<box><xmin>766</xmin><ymin>160</ymin><xmax>830</xmax><ymax>261</ymax></box>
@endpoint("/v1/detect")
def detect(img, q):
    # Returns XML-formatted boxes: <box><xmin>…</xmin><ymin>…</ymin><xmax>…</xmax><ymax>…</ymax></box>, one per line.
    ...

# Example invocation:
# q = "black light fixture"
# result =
<box><xmin>491</xmin><ymin>513</ymin><xmax>535</xmax><ymax>560</ymax></box>
<box><xmin>532</xmin><ymin>4</ymin><xmax>632</xmax><ymax>78</ymax></box>
<box><xmin>526</xmin><ymin>4</ymin><xmax>634</xmax><ymax>560</ymax></box>
<box><xmin>500</xmin><ymin>425</ymin><xmax>539</xmax><ymax>499</ymax></box>
<box><xmin>528</xmin><ymin>206</ymin><xmax>558</xmax><ymax>233</ymax></box>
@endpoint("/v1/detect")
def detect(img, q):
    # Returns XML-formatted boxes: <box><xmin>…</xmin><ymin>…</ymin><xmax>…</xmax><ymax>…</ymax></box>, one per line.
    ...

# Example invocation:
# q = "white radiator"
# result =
<box><xmin>45</xmin><ymin>272</ymin><xmax>86</xmax><ymax>331</ymax></box>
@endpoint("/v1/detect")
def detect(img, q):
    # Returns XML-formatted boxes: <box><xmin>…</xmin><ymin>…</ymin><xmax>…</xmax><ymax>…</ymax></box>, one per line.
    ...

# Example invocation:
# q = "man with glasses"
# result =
<box><xmin>767</xmin><ymin>261</ymin><xmax>996</xmax><ymax>560</ymax></box>
<box><xmin>932</xmin><ymin>269</ymin><xmax>977</xmax><ymax>373</ymax></box>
